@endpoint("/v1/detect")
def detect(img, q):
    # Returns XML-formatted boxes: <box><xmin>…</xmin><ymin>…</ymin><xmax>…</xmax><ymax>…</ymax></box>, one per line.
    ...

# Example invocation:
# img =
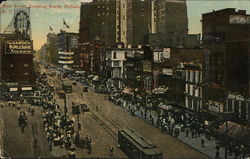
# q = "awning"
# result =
<box><xmin>217</xmin><ymin>121</ymin><xmax>250</xmax><ymax>139</ymax></box>
<box><xmin>88</xmin><ymin>75</ymin><xmax>94</xmax><ymax>79</ymax></box>
<box><xmin>159</xmin><ymin>104</ymin><xmax>172</xmax><ymax>111</ymax></box>
<box><xmin>9</xmin><ymin>88</ymin><xmax>18</xmax><ymax>92</ymax></box>
<box><xmin>75</xmin><ymin>71</ymin><xmax>85</xmax><ymax>74</ymax></box>
<box><xmin>21</xmin><ymin>87</ymin><xmax>32</xmax><ymax>91</ymax></box>
<box><xmin>153</xmin><ymin>87</ymin><xmax>168</xmax><ymax>94</ymax></box>
<box><xmin>92</xmin><ymin>75</ymin><xmax>99</xmax><ymax>81</ymax></box>
<box><xmin>122</xmin><ymin>88</ymin><xmax>134</xmax><ymax>96</ymax></box>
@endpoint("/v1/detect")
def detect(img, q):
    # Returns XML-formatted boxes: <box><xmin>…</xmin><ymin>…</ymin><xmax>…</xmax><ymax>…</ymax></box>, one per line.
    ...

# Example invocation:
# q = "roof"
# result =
<box><xmin>119</xmin><ymin>129</ymin><xmax>162</xmax><ymax>155</ymax></box>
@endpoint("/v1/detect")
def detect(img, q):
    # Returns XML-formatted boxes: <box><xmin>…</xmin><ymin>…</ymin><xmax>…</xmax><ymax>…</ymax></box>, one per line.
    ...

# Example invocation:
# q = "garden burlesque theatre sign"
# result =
<box><xmin>5</xmin><ymin>40</ymin><xmax>33</xmax><ymax>54</ymax></box>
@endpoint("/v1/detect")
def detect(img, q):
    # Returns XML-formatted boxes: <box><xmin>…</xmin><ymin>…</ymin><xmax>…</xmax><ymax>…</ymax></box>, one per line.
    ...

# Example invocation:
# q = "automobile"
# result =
<box><xmin>79</xmin><ymin>103</ymin><xmax>89</xmax><ymax>112</ymax></box>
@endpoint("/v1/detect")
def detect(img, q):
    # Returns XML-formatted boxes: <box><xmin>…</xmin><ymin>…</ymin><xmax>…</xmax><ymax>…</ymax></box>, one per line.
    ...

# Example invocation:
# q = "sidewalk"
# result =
<box><xmin>115</xmin><ymin>101</ymin><xmax>235</xmax><ymax>159</ymax></box>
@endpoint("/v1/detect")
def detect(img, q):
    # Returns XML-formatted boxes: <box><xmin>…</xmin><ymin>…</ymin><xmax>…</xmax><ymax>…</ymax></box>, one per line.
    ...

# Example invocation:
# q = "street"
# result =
<box><xmin>0</xmin><ymin>103</ymin><xmax>52</xmax><ymax>158</ymax></box>
<box><xmin>44</xmin><ymin>67</ymin><xmax>207</xmax><ymax>159</ymax></box>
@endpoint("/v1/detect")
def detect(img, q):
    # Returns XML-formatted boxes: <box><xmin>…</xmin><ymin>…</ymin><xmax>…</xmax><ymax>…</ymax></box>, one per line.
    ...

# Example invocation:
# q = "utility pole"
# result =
<box><xmin>225</xmin><ymin>120</ymin><xmax>228</xmax><ymax>159</ymax></box>
<box><xmin>64</xmin><ymin>92</ymin><xmax>67</xmax><ymax>119</ymax></box>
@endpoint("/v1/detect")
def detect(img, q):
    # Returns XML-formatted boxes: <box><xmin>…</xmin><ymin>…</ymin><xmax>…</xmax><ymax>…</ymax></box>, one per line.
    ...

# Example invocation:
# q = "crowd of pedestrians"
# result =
<box><xmin>104</xmin><ymin>88</ymin><xmax>250</xmax><ymax>159</ymax></box>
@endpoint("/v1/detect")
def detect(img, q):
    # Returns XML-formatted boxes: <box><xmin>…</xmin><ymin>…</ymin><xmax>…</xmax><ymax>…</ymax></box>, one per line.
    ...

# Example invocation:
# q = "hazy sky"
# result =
<box><xmin>0</xmin><ymin>0</ymin><xmax>249</xmax><ymax>50</ymax></box>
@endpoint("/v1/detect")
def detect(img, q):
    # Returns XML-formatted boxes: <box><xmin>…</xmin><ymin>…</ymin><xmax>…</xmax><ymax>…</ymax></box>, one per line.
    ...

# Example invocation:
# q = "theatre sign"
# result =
<box><xmin>5</xmin><ymin>40</ymin><xmax>33</xmax><ymax>54</ymax></box>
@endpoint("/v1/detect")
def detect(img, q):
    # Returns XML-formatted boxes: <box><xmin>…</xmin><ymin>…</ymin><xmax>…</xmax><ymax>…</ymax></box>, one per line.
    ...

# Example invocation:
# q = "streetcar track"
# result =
<box><xmin>86</xmin><ymin>97</ymin><xmax>122</xmax><ymax>129</ymax></box>
<box><xmin>88</xmin><ymin>113</ymin><xmax>117</xmax><ymax>141</ymax></box>
<box><xmin>68</xmin><ymin>90</ymin><xmax>119</xmax><ymax>141</ymax></box>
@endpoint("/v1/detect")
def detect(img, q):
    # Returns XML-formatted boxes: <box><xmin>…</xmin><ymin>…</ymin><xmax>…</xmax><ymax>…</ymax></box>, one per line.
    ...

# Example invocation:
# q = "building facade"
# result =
<box><xmin>184</xmin><ymin>63</ymin><xmax>203</xmax><ymax>112</ymax></box>
<box><xmin>79</xmin><ymin>0</ymin><xmax>116</xmax><ymax>47</ymax></box>
<box><xmin>105</xmin><ymin>46</ymin><xmax>126</xmax><ymax>89</ymax></box>
<box><xmin>57</xmin><ymin>30</ymin><xmax>79</xmax><ymax>68</ymax></box>
<box><xmin>0</xmin><ymin>33</ymin><xmax>35</xmax><ymax>93</ymax></box>
<box><xmin>202</xmin><ymin>8</ymin><xmax>250</xmax><ymax>116</ymax></box>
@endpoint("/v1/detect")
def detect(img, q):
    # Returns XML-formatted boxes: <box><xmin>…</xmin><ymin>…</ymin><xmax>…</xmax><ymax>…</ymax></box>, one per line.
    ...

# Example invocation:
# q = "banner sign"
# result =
<box><xmin>5</xmin><ymin>40</ymin><xmax>33</xmax><ymax>54</ymax></box>
<box><xmin>229</xmin><ymin>15</ymin><xmax>250</xmax><ymax>24</ymax></box>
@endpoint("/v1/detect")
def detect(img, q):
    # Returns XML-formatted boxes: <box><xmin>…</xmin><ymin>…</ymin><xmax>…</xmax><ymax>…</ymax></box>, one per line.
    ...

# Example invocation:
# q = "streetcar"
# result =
<box><xmin>118</xmin><ymin>129</ymin><xmax>163</xmax><ymax>159</ymax></box>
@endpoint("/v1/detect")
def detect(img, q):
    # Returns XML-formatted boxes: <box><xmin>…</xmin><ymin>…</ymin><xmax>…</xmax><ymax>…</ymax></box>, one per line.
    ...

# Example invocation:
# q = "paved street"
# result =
<box><xmin>44</xmin><ymin>67</ymin><xmax>207</xmax><ymax>159</ymax></box>
<box><xmin>0</xmin><ymin>103</ymin><xmax>52</xmax><ymax>158</ymax></box>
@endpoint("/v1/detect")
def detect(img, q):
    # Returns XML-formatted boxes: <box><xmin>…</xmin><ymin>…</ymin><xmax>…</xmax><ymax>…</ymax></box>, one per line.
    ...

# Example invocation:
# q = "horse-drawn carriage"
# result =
<box><xmin>18</xmin><ymin>111</ymin><xmax>27</xmax><ymax>133</ymax></box>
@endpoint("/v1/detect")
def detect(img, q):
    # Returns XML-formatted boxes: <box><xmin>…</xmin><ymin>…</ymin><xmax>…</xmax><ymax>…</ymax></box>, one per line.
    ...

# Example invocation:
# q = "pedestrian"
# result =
<box><xmin>151</xmin><ymin>117</ymin><xmax>154</xmax><ymax>125</ymax></box>
<box><xmin>78</xmin><ymin>122</ymin><xmax>81</xmax><ymax>131</ymax></box>
<box><xmin>109</xmin><ymin>146</ymin><xmax>114</xmax><ymax>156</ymax></box>
<box><xmin>34</xmin><ymin>139</ymin><xmax>38</xmax><ymax>148</ymax></box>
<box><xmin>194</xmin><ymin>130</ymin><xmax>198</xmax><ymax>138</ymax></box>
<box><xmin>215</xmin><ymin>150</ymin><xmax>219</xmax><ymax>159</ymax></box>
<box><xmin>191</xmin><ymin>130</ymin><xmax>194</xmax><ymax>138</ymax></box>
<box><xmin>185</xmin><ymin>128</ymin><xmax>189</xmax><ymax>137</ymax></box>
<box><xmin>201</xmin><ymin>136</ymin><xmax>205</xmax><ymax>148</ymax></box>
<box><xmin>0</xmin><ymin>103</ymin><xmax>3</xmax><ymax>108</ymax></box>
<box><xmin>68</xmin><ymin>150</ymin><xmax>76</xmax><ymax>159</ymax></box>
<box><xmin>31</xmin><ymin>108</ymin><xmax>35</xmax><ymax>115</ymax></box>
<box><xmin>216</xmin><ymin>144</ymin><xmax>220</xmax><ymax>151</ymax></box>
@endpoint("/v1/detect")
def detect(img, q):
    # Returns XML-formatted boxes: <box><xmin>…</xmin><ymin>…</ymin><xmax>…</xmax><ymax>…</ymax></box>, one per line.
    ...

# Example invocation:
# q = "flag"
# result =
<box><xmin>63</xmin><ymin>19</ymin><xmax>70</xmax><ymax>28</ymax></box>
<box><xmin>49</xmin><ymin>26</ymin><xmax>53</xmax><ymax>31</ymax></box>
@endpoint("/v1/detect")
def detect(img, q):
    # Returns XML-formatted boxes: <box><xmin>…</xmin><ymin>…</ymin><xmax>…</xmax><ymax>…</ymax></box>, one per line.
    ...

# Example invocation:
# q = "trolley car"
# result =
<box><xmin>118</xmin><ymin>129</ymin><xmax>163</xmax><ymax>159</ymax></box>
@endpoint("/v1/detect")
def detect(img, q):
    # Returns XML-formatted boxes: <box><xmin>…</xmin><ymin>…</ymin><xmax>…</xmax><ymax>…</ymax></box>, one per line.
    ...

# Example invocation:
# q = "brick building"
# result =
<box><xmin>202</xmin><ymin>8</ymin><xmax>250</xmax><ymax>118</ymax></box>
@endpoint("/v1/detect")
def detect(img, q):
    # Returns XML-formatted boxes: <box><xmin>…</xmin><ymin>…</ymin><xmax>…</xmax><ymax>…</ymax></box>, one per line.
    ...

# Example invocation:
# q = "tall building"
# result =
<box><xmin>148</xmin><ymin>0</ymin><xmax>198</xmax><ymax>49</ymax></box>
<box><xmin>126</xmin><ymin>0</ymin><xmax>151</xmax><ymax>46</ymax></box>
<box><xmin>79</xmin><ymin>0</ymin><xmax>116</xmax><ymax>47</ymax></box>
<box><xmin>202</xmin><ymin>8</ymin><xmax>250</xmax><ymax>116</ymax></box>
<box><xmin>57</xmin><ymin>30</ymin><xmax>79</xmax><ymax>68</ymax></box>
<box><xmin>46</xmin><ymin>33</ymin><xmax>58</xmax><ymax>65</ymax></box>
<box><xmin>79</xmin><ymin>0</ymin><xmax>116</xmax><ymax>72</ymax></box>
<box><xmin>157</xmin><ymin>0</ymin><xmax>188</xmax><ymax>35</ymax></box>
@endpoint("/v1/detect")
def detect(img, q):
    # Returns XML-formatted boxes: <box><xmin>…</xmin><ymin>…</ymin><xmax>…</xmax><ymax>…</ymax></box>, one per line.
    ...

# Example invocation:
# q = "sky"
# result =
<box><xmin>0</xmin><ymin>0</ymin><xmax>249</xmax><ymax>50</ymax></box>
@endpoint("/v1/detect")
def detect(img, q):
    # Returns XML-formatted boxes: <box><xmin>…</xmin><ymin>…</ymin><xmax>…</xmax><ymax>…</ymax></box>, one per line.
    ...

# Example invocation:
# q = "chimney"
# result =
<box><xmin>238</xmin><ymin>10</ymin><xmax>246</xmax><ymax>15</ymax></box>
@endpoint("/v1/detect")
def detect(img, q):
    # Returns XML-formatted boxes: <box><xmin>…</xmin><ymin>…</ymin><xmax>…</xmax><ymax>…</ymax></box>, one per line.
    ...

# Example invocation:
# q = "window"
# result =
<box><xmin>24</xmin><ymin>64</ymin><xmax>29</xmax><ymax>67</ymax></box>
<box><xmin>113</xmin><ymin>61</ymin><xmax>120</xmax><ymax>67</ymax></box>
<box><xmin>113</xmin><ymin>52</ymin><xmax>117</xmax><ymax>59</ymax></box>
<box><xmin>10</xmin><ymin>64</ymin><xmax>14</xmax><ymax>67</ymax></box>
